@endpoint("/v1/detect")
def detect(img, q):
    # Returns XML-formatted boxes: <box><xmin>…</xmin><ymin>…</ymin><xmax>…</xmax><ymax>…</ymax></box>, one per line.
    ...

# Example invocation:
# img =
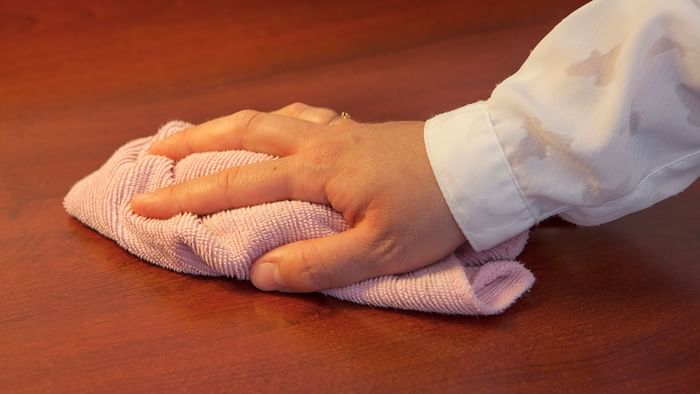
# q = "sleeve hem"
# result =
<box><xmin>424</xmin><ymin>102</ymin><xmax>536</xmax><ymax>251</ymax></box>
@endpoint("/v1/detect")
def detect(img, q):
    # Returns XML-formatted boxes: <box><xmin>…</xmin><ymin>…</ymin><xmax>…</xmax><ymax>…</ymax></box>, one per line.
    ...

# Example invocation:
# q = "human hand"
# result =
<box><xmin>130</xmin><ymin>103</ymin><xmax>466</xmax><ymax>292</ymax></box>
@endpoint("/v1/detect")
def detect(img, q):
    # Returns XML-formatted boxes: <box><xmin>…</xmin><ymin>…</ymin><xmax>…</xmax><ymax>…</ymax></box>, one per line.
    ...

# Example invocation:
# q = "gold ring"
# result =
<box><xmin>330</xmin><ymin>111</ymin><xmax>351</xmax><ymax>125</ymax></box>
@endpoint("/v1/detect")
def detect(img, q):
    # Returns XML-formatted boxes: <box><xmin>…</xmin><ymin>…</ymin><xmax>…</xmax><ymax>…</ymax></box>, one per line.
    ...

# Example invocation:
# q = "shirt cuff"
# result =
<box><xmin>424</xmin><ymin>101</ymin><xmax>536</xmax><ymax>251</ymax></box>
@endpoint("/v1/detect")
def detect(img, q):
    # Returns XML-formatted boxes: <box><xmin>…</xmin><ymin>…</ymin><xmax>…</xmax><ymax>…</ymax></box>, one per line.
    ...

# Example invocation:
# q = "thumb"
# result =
<box><xmin>250</xmin><ymin>226</ymin><xmax>384</xmax><ymax>292</ymax></box>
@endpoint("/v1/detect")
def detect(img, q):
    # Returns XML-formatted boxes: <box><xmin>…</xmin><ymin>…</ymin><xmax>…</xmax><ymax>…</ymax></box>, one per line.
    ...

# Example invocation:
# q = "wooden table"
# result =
<box><xmin>2</xmin><ymin>1</ymin><xmax>698</xmax><ymax>392</ymax></box>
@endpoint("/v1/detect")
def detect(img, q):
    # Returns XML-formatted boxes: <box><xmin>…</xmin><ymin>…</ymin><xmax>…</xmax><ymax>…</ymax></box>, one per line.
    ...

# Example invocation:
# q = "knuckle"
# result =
<box><xmin>163</xmin><ymin>184</ymin><xmax>181</xmax><ymax>201</ymax></box>
<box><xmin>216</xmin><ymin>167</ymin><xmax>239</xmax><ymax>203</ymax></box>
<box><xmin>230</xmin><ymin>110</ymin><xmax>264</xmax><ymax>148</ymax></box>
<box><xmin>232</xmin><ymin>109</ymin><xmax>263</xmax><ymax>131</ymax></box>
<box><xmin>294</xmin><ymin>246</ymin><xmax>329</xmax><ymax>290</ymax></box>
<box><xmin>284</xmin><ymin>102</ymin><xmax>309</xmax><ymax>117</ymax></box>
<box><xmin>179</xmin><ymin>126</ymin><xmax>196</xmax><ymax>153</ymax></box>
<box><xmin>296</xmin><ymin>265</ymin><xmax>324</xmax><ymax>291</ymax></box>
<box><xmin>310</xmin><ymin>108</ymin><xmax>338</xmax><ymax>124</ymax></box>
<box><xmin>161</xmin><ymin>184</ymin><xmax>187</xmax><ymax>214</ymax></box>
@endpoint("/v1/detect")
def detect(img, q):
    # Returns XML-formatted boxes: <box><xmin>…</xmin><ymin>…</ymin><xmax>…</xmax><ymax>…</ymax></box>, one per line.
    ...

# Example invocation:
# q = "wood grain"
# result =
<box><xmin>1</xmin><ymin>0</ymin><xmax>698</xmax><ymax>392</ymax></box>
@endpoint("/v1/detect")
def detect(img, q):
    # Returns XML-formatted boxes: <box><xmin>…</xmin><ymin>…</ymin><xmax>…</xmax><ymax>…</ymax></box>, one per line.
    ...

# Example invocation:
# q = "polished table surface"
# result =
<box><xmin>2</xmin><ymin>1</ymin><xmax>699</xmax><ymax>392</ymax></box>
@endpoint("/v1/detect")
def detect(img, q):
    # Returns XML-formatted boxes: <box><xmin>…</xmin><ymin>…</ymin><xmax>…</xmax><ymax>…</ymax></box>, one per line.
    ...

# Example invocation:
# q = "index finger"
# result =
<box><xmin>130</xmin><ymin>157</ymin><xmax>328</xmax><ymax>219</ymax></box>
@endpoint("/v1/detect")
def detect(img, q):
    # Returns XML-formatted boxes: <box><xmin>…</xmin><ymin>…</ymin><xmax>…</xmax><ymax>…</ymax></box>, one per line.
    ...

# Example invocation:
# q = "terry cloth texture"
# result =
<box><xmin>64</xmin><ymin>121</ymin><xmax>535</xmax><ymax>315</ymax></box>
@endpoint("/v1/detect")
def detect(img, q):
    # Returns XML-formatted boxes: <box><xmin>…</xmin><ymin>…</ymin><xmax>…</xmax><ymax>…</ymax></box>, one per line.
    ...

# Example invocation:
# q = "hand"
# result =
<box><xmin>131</xmin><ymin>103</ymin><xmax>466</xmax><ymax>292</ymax></box>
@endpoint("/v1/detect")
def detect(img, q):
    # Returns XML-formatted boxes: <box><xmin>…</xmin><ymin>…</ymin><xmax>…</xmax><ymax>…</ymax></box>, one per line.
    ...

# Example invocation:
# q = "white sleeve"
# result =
<box><xmin>424</xmin><ymin>0</ymin><xmax>700</xmax><ymax>251</ymax></box>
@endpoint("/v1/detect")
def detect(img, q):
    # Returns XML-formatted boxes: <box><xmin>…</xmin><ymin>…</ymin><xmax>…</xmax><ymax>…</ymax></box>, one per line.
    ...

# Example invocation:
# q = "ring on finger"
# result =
<box><xmin>329</xmin><ymin>111</ymin><xmax>351</xmax><ymax>125</ymax></box>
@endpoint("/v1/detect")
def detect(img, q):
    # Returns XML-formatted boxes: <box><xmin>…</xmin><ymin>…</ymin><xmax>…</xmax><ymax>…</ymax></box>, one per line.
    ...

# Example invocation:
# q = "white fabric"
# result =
<box><xmin>425</xmin><ymin>0</ymin><xmax>700</xmax><ymax>251</ymax></box>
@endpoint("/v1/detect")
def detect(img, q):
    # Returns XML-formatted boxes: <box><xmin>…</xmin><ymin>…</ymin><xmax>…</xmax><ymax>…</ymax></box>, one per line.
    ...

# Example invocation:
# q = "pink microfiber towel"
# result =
<box><xmin>64</xmin><ymin>121</ymin><xmax>535</xmax><ymax>315</ymax></box>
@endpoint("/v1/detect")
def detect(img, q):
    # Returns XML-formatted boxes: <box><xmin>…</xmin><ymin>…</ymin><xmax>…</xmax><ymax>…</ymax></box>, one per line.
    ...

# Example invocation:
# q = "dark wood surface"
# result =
<box><xmin>2</xmin><ymin>1</ymin><xmax>698</xmax><ymax>392</ymax></box>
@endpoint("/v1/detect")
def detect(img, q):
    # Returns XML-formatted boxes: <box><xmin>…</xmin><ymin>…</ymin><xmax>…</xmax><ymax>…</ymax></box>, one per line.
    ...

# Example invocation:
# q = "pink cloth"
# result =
<box><xmin>64</xmin><ymin>121</ymin><xmax>535</xmax><ymax>315</ymax></box>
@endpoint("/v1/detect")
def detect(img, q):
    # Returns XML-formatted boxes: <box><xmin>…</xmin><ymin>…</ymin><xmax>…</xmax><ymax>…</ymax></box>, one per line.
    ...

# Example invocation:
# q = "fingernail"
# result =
<box><xmin>251</xmin><ymin>262</ymin><xmax>283</xmax><ymax>291</ymax></box>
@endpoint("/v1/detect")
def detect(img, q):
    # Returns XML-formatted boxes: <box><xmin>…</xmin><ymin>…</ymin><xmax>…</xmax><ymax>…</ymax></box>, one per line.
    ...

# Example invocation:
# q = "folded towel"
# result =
<box><xmin>64</xmin><ymin>120</ymin><xmax>535</xmax><ymax>315</ymax></box>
